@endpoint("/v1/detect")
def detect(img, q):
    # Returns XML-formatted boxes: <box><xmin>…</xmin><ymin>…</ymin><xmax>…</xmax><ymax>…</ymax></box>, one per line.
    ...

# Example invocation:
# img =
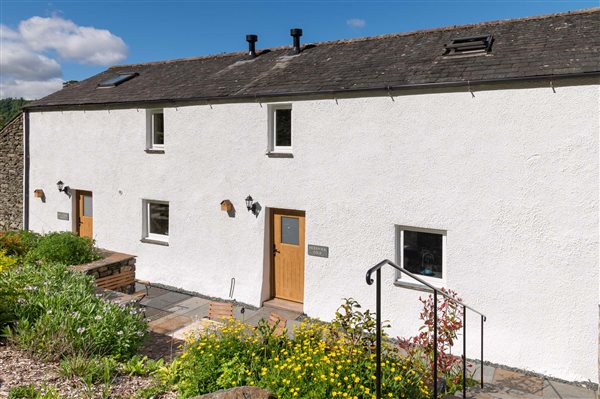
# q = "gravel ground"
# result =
<box><xmin>0</xmin><ymin>343</ymin><xmax>176</xmax><ymax>398</ymax></box>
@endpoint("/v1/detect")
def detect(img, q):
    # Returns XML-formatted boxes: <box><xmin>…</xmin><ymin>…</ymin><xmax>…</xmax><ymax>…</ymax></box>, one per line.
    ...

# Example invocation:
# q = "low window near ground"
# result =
<box><xmin>146</xmin><ymin>109</ymin><xmax>164</xmax><ymax>151</ymax></box>
<box><xmin>143</xmin><ymin>200</ymin><xmax>169</xmax><ymax>243</ymax></box>
<box><xmin>396</xmin><ymin>226</ymin><xmax>445</xmax><ymax>282</ymax></box>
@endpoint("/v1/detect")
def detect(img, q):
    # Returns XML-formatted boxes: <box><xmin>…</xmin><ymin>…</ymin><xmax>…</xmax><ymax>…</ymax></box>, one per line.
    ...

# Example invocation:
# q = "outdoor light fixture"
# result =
<box><xmin>56</xmin><ymin>180</ymin><xmax>71</xmax><ymax>196</ymax></box>
<box><xmin>245</xmin><ymin>195</ymin><xmax>256</xmax><ymax>213</ymax></box>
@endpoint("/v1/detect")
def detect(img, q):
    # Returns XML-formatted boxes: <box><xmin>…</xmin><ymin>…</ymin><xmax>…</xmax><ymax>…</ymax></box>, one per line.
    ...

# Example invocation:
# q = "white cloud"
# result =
<box><xmin>0</xmin><ymin>16</ymin><xmax>128</xmax><ymax>99</ymax></box>
<box><xmin>19</xmin><ymin>16</ymin><xmax>128</xmax><ymax>65</ymax></box>
<box><xmin>0</xmin><ymin>79</ymin><xmax>63</xmax><ymax>100</ymax></box>
<box><xmin>347</xmin><ymin>18</ymin><xmax>366</xmax><ymax>28</ymax></box>
<box><xmin>1</xmin><ymin>42</ymin><xmax>62</xmax><ymax>81</ymax></box>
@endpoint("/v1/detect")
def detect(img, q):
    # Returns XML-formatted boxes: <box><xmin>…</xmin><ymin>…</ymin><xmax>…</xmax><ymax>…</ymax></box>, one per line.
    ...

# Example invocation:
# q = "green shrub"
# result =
<box><xmin>0</xmin><ymin>230</ymin><xmax>40</xmax><ymax>258</ymax></box>
<box><xmin>0</xmin><ymin>262</ymin><xmax>146</xmax><ymax>360</ymax></box>
<box><xmin>0</xmin><ymin>249</ymin><xmax>17</xmax><ymax>272</ymax></box>
<box><xmin>8</xmin><ymin>384</ymin><xmax>61</xmax><ymax>399</ymax></box>
<box><xmin>26</xmin><ymin>232</ymin><xmax>100</xmax><ymax>266</ymax></box>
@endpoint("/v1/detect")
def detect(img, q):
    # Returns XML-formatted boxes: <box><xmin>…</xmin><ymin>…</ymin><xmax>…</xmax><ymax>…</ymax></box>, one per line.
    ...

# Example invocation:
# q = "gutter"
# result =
<box><xmin>23</xmin><ymin>71</ymin><xmax>600</xmax><ymax>112</ymax></box>
<box><xmin>23</xmin><ymin>110</ymin><xmax>30</xmax><ymax>230</ymax></box>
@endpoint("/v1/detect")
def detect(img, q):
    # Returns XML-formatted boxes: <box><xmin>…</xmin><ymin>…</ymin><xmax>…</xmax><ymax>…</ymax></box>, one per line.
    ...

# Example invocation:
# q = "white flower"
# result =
<box><xmin>94</xmin><ymin>315</ymin><xmax>102</xmax><ymax>320</ymax></box>
<box><xmin>47</xmin><ymin>310</ymin><xmax>52</xmax><ymax>315</ymax></box>
<box><xmin>76</xmin><ymin>327</ymin><xmax>86</xmax><ymax>334</ymax></box>
<box><xmin>71</xmin><ymin>311</ymin><xmax>79</xmax><ymax>318</ymax></box>
<box><xmin>136</xmin><ymin>331</ymin><xmax>144</xmax><ymax>337</ymax></box>
<box><xmin>116</xmin><ymin>330</ymin><xmax>123</xmax><ymax>336</ymax></box>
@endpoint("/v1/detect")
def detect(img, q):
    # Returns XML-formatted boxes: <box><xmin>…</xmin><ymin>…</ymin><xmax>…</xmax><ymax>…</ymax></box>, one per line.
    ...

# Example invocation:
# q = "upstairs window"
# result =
<box><xmin>146</xmin><ymin>109</ymin><xmax>164</xmax><ymax>152</ymax></box>
<box><xmin>396</xmin><ymin>226</ymin><xmax>446</xmax><ymax>283</ymax></box>
<box><xmin>443</xmin><ymin>34</ymin><xmax>493</xmax><ymax>56</ymax></box>
<box><xmin>268</xmin><ymin>104</ymin><xmax>292</xmax><ymax>153</ymax></box>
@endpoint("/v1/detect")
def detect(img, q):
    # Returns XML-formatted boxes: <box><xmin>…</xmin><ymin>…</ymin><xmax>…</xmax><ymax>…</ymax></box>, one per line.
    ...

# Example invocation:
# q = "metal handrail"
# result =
<box><xmin>366</xmin><ymin>259</ymin><xmax>487</xmax><ymax>399</ymax></box>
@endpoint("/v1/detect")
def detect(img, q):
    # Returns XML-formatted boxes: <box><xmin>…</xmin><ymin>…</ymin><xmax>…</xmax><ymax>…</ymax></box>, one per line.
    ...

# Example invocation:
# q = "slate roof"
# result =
<box><xmin>27</xmin><ymin>8</ymin><xmax>600</xmax><ymax>109</ymax></box>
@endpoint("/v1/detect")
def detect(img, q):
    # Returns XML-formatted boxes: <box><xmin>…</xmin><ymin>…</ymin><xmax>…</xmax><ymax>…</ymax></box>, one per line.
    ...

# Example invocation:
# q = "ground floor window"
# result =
<box><xmin>143</xmin><ymin>200</ymin><xmax>169</xmax><ymax>243</ymax></box>
<box><xmin>396</xmin><ymin>226</ymin><xmax>445</xmax><ymax>282</ymax></box>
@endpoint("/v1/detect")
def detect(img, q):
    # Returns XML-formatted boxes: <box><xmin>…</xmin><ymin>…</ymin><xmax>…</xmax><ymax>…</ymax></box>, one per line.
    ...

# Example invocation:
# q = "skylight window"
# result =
<box><xmin>443</xmin><ymin>34</ymin><xmax>493</xmax><ymax>56</ymax></box>
<box><xmin>97</xmin><ymin>72</ymin><xmax>139</xmax><ymax>88</ymax></box>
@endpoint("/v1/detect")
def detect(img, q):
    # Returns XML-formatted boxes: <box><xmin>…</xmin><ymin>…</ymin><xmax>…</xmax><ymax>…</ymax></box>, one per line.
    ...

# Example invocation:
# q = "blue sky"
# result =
<box><xmin>1</xmin><ymin>0</ymin><xmax>597</xmax><ymax>99</ymax></box>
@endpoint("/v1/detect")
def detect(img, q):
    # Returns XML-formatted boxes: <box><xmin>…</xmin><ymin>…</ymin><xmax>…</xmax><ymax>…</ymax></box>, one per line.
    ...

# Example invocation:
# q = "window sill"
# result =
<box><xmin>145</xmin><ymin>149</ymin><xmax>165</xmax><ymax>154</ymax></box>
<box><xmin>140</xmin><ymin>238</ymin><xmax>169</xmax><ymax>246</ymax></box>
<box><xmin>393</xmin><ymin>280</ymin><xmax>436</xmax><ymax>293</ymax></box>
<box><xmin>266</xmin><ymin>151</ymin><xmax>293</xmax><ymax>158</ymax></box>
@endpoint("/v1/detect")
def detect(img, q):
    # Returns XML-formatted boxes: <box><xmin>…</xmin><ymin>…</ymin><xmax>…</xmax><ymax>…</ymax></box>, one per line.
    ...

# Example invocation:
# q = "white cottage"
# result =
<box><xmin>23</xmin><ymin>9</ymin><xmax>599</xmax><ymax>385</ymax></box>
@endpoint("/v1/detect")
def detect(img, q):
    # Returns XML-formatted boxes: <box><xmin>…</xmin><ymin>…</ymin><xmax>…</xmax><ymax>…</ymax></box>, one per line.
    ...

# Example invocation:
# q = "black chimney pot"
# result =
<box><xmin>290</xmin><ymin>28</ymin><xmax>303</xmax><ymax>54</ymax></box>
<box><xmin>246</xmin><ymin>34</ymin><xmax>258</xmax><ymax>57</ymax></box>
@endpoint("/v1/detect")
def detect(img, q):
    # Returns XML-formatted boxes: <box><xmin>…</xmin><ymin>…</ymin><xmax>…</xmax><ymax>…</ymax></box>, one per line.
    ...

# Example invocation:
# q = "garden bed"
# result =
<box><xmin>0</xmin><ymin>345</ymin><xmax>173</xmax><ymax>399</ymax></box>
<box><xmin>0</xmin><ymin>230</ymin><xmax>472</xmax><ymax>398</ymax></box>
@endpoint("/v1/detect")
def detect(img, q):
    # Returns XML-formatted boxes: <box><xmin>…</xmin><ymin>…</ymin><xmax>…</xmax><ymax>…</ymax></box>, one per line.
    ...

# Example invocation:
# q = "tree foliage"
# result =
<box><xmin>0</xmin><ymin>98</ymin><xmax>28</xmax><ymax>130</ymax></box>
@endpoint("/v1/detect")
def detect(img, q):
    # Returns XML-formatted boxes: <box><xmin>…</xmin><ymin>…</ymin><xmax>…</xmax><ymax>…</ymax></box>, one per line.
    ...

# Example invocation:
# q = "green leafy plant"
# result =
<box><xmin>26</xmin><ymin>232</ymin><xmax>100</xmax><ymax>266</ymax></box>
<box><xmin>330</xmin><ymin>297</ymin><xmax>390</xmax><ymax>352</ymax></box>
<box><xmin>0</xmin><ymin>249</ymin><xmax>17</xmax><ymax>272</ymax></box>
<box><xmin>8</xmin><ymin>384</ymin><xmax>61</xmax><ymax>399</ymax></box>
<box><xmin>0</xmin><ymin>261</ymin><xmax>146</xmax><ymax>360</ymax></box>
<box><xmin>121</xmin><ymin>354</ymin><xmax>163</xmax><ymax>376</ymax></box>
<box><xmin>0</xmin><ymin>230</ymin><xmax>40</xmax><ymax>258</ymax></box>
<box><xmin>59</xmin><ymin>355</ymin><xmax>118</xmax><ymax>384</ymax></box>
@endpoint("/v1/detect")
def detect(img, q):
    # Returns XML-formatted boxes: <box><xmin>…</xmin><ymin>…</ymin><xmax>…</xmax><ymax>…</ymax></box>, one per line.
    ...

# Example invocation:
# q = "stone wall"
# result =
<box><xmin>0</xmin><ymin>113</ymin><xmax>23</xmax><ymax>231</ymax></box>
<box><xmin>70</xmin><ymin>250</ymin><xmax>136</xmax><ymax>294</ymax></box>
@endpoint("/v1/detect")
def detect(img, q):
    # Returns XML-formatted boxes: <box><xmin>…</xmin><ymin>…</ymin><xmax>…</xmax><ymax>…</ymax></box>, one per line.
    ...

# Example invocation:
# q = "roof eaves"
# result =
<box><xmin>23</xmin><ymin>71</ymin><xmax>600</xmax><ymax>111</ymax></box>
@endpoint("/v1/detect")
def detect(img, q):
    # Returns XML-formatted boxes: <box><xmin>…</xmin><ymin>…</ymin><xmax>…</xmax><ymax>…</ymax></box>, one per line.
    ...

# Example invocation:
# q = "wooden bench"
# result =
<box><xmin>95</xmin><ymin>270</ymin><xmax>136</xmax><ymax>291</ymax></box>
<box><xmin>268</xmin><ymin>312</ymin><xmax>287</xmax><ymax>335</ymax></box>
<box><xmin>207</xmin><ymin>301</ymin><xmax>234</xmax><ymax>321</ymax></box>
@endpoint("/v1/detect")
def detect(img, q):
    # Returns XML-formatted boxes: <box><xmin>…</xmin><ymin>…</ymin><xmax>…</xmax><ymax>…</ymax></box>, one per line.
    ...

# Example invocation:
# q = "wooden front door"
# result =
<box><xmin>272</xmin><ymin>209</ymin><xmax>305</xmax><ymax>303</ymax></box>
<box><xmin>76</xmin><ymin>191</ymin><xmax>93</xmax><ymax>239</ymax></box>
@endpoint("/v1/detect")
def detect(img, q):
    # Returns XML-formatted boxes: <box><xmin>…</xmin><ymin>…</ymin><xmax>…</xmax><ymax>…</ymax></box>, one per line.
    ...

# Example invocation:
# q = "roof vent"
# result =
<box><xmin>97</xmin><ymin>72</ymin><xmax>139</xmax><ymax>88</ymax></box>
<box><xmin>443</xmin><ymin>34</ymin><xmax>493</xmax><ymax>56</ymax></box>
<box><xmin>290</xmin><ymin>28</ymin><xmax>302</xmax><ymax>54</ymax></box>
<box><xmin>246</xmin><ymin>34</ymin><xmax>258</xmax><ymax>57</ymax></box>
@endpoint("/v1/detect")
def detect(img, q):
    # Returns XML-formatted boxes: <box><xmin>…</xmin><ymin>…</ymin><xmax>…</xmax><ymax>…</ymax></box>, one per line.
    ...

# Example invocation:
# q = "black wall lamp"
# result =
<box><xmin>56</xmin><ymin>180</ymin><xmax>71</xmax><ymax>197</ymax></box>
<box><xmin>245</xmin><ymin>195</ymin><xmax>257</xmax><ymax>214</ymax></box>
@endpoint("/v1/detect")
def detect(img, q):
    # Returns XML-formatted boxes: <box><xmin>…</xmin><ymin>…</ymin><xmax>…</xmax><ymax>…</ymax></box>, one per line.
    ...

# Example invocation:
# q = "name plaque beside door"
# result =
<box><xmin>308</xmin><ymin>244</ymin><xmax>329</xmax><ymax>258</ymax></box>
<box><xmin>57</xmin><ymin>212</ymin><xmax>69</xmax><ymax>221</ymax></box>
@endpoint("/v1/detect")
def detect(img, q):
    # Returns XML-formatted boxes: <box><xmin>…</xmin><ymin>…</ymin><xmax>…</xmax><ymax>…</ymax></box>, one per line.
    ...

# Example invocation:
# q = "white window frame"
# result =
<box><xmin>268</xmin><ymin>104</ymin><xmax>292</xmax><ymax>153</ymax></box>
<box><xmin>395</xmin><ymin>225</ymin><xmax>446</xmax><ymax>286</ymax></box>
<box><xmin>146</xmin><ymin>109</ymin><xmax>165</xmax><ymax>150</ymax></box>
<box><xmin>142</xmin><ymin>199</ymin><xmax>169</xmax><ymax>243</ymax></box>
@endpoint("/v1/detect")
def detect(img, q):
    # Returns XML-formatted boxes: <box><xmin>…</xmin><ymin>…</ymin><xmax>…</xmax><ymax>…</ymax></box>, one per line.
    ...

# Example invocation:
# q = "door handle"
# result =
<box><xmin>273</xmin><ymin>244</ymin><xmax>280</xmax><ymax>256</ymax></box>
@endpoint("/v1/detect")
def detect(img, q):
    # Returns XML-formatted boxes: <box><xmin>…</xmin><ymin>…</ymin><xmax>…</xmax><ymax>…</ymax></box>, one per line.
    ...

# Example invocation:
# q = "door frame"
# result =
<box><xmin>269</xmin><ymin>208</ymin><xmax>306</xmax><ymax>303</ymax></box>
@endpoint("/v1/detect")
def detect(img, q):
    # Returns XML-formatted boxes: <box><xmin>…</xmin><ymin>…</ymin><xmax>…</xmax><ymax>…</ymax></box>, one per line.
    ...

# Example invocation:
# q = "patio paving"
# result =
<box><xmin>134</xmin><ymin>283</ymin><xmax>597</xmax><ymax>399</ymax></box>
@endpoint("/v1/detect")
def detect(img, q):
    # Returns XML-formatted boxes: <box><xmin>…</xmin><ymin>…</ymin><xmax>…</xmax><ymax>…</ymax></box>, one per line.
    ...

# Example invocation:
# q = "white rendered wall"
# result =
<box><xmin>28</xmin><ymin>81</ymin><xmax>599</xmax><ymax>383</ymax></box>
